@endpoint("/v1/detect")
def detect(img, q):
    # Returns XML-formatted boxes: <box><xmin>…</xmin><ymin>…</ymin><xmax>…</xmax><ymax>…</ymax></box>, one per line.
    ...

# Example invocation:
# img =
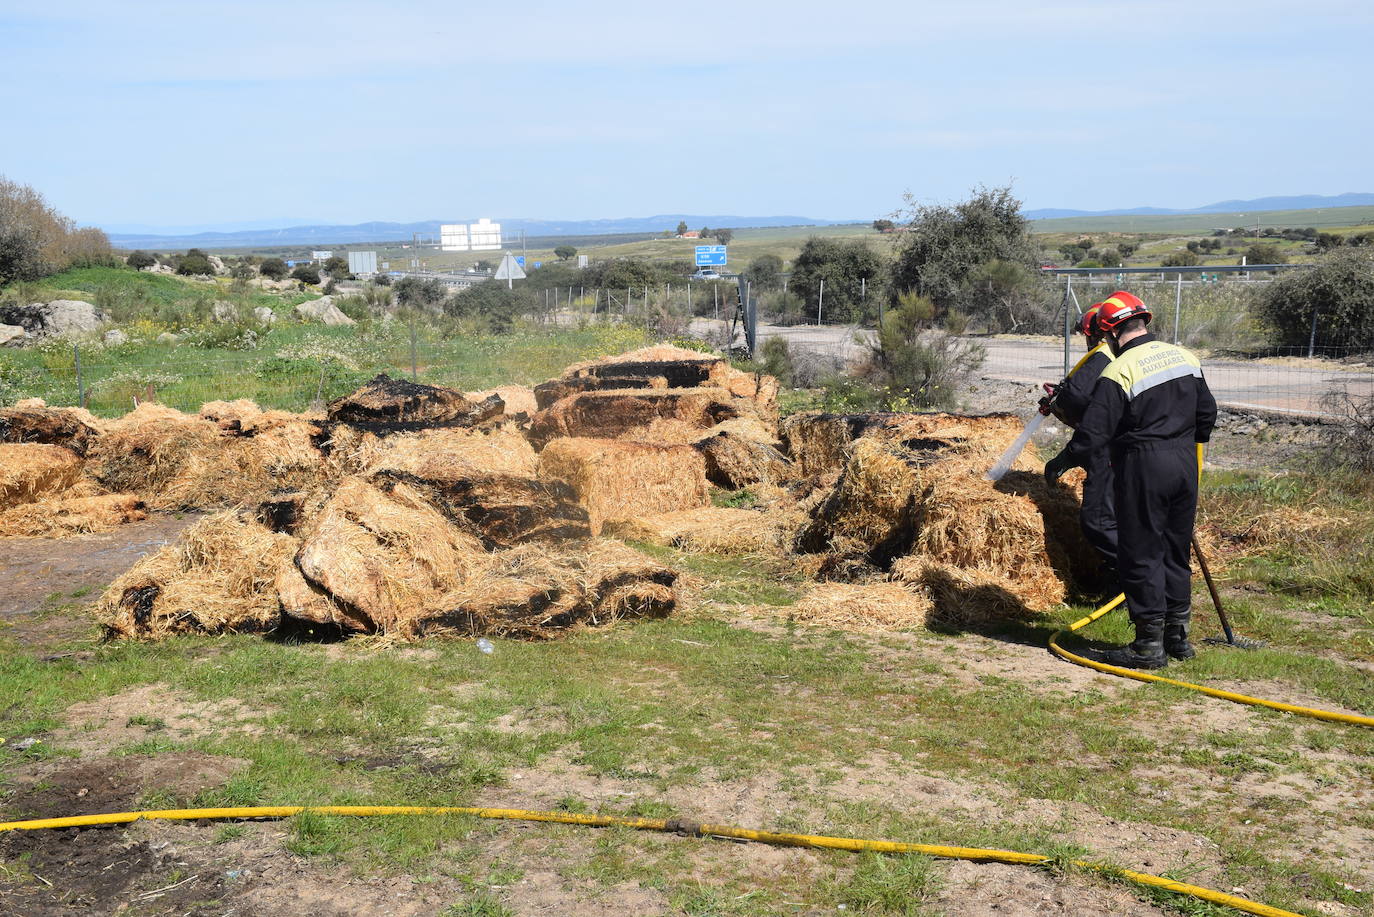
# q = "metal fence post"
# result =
<box><xmin>1173</xmin><ymin>274</ymin><xmax>1183</xmax><ymax>345</ymax></box>
<box><xmin>73</xmin><ymin>344</ymin><xmax>84</xmax><ymax>407</ymax></box>
<box><xmin>1308</xmin><ymin>308</ymin><xmax>1319</xmax><ymax>358</ymax></box>
<box><xmin>818</xmin><ymin>279</ymin><xmax>824</xmax><ymax>325</ymax></box>
<box><xmin>1062</xmin><ymin>276</ymin><xmax>1072</xmax><ymax>377</ymax></box>
<box><xmin>409</xmin><ymin>316</ymin><xmax>418</xmax><ymax>381</ymax></box>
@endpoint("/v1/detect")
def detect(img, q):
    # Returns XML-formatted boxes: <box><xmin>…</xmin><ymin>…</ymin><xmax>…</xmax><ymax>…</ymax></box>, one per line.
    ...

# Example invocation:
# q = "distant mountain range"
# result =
<box><xmin>106</xmin><ymin>215</ymin><xmax>847</xmax><ymax>250</ymax></box>
<box><xmin>105</xmin><ymin>194</ymin><xmax>1374</xmax><ymax>249</ymax></box>
<box><xmin>1024</xmin><ymin>192</ymin><xmax>1374</xmax><ymax>220</ymax></box>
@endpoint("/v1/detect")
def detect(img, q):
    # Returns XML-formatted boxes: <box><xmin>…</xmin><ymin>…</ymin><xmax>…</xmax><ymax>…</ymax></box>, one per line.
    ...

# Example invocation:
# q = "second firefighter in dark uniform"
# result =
<box><xmin>1049</xmin><ymin>291</ymin><xmax>1218</xmax><ymax>670</ymax></box>
<box><xmin>1043</xmin><ymin>304</ymin><xmax>1117</xmax><ymax>584</ymax></box>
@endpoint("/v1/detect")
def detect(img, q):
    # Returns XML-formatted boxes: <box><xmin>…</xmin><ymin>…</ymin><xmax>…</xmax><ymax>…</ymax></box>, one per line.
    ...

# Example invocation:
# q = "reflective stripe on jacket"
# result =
<box><xmin>1066</xmin><ymin>334</ymin><xmax>1217</xmax><ymax>462</ymax></box>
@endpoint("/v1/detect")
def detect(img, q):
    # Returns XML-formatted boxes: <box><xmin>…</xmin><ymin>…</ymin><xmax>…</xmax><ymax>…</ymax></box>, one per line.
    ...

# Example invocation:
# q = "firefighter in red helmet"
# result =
<box><xmin>1047</xmin><ymin>291</ymin><xmax>1217</xmax><ymax>669</ymax></box>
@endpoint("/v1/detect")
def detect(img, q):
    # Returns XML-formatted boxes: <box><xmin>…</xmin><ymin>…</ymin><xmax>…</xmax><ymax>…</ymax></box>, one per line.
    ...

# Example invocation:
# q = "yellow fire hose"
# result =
<box><xmin>1050</xmin><ymin>597</ymin><xmax>1374</xmax><ymax>727</ymax></box>
<box><xmin>1049</xmin><ymin>443</ymin><xmax>1374</xmax><ymax>729</ymax></box>
<box><xmin>0</xmin><ymin>804</ymin><xmax>1304</xmax><ymax>917</ymax></box>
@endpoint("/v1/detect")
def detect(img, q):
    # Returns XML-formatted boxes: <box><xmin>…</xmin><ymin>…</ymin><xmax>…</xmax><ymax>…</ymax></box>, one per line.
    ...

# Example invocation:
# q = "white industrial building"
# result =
<box><xmin>440</xmin><ymin>218</ymin><xmax>502</xmax><ymax>252</ymax></box>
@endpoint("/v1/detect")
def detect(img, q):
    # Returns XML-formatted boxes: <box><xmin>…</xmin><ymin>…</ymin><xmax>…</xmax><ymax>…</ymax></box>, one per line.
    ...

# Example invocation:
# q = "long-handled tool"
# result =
<box><xmin>1193</xmin><ymin>534</ymin><xmax>1263</xmax><ymax>649</ymax></box>
<box><xmin>1194</xmin><ymin>443</ymin><xmax>1263</xmax><ymax>649</ymax></box>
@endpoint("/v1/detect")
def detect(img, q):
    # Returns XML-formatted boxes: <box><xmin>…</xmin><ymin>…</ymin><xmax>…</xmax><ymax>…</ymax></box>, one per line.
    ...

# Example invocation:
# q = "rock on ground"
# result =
<box><xmin>294</xmin><ymin>295</ymin><xmax>355</xmax><ymax>326</ymax></box>
<box><xmin>0</xmin><ymin>324</ymin><xmax>23</xmax><ymax>346</ymax></box>
<box><xmin>0</xmin><ymin>300</ymin><xmax>108</xmax><ymax>336</ymax></box>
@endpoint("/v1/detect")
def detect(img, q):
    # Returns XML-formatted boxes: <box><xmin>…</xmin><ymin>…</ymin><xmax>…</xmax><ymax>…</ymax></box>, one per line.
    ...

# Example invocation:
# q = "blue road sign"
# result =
<box><xmin>515</xmin><ymin>256</ymin><xmax>526</xmax><ymax>267</ymax></box>
<box><xmin>533</xmin><ymin>261</ymin><xmax>542</xmax><ymax>269</ymax></box>
<box><xmin>695</xmin><ymin>245</ymin><xmax>727</xmax><ymax>266</ymax></box>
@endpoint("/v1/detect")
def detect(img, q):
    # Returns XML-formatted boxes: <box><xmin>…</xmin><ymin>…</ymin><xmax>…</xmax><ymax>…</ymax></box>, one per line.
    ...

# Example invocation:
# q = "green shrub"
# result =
<box><xmin>1257</xmin><ymin>248</ymin><xmax>1374</xmax><ymax>352</ymax></box>
<box><xmin>176</xmin><ymin>248</ymin><xmax>214</xmax><ymax>276</ymax></box>
<box><xmin>125</xmin><ymin>250</ymin><xmax>156</xmax><ymax>270</ymax></box>
<box><xmin>759</xmin><ymin>335</ymin><xmax>794</xmax><ymax>386</ymax></box>
<box><xmin>290</xmin><ymin>265</ymin><xmax>321</xmax><ymax>285</ymax></box>
<box><xmin>259</xmin><ymin>258</ymin><xmax>288</xmax><ymax>280</ymax></box>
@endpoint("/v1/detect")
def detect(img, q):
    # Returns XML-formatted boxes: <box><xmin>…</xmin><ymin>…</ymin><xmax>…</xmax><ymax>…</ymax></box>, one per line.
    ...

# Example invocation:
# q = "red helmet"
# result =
<box><xmin>1079</xmin><ymin>304</ymin><xmax>1104</xmax><ymax>337</ymax></box>
<box><xmin>1096</xmin><ymin>291</ymin><xmax>1152</xmax><ymax>332</ymax></box>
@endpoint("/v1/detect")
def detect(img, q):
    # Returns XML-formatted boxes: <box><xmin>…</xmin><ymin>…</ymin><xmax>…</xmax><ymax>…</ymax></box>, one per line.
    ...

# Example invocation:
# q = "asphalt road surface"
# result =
<box><xmin>694</xmin><ymin>319</ymin><xmax>1372</xmax><ymax>417</ymax></box>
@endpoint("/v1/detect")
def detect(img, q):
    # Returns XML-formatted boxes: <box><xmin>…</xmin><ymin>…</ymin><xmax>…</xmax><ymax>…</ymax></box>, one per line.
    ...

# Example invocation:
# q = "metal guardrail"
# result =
<box><xmin>1041</xmin><ymin>264</ymin><xmax>1309</xmax><ymax>276</ymax></box>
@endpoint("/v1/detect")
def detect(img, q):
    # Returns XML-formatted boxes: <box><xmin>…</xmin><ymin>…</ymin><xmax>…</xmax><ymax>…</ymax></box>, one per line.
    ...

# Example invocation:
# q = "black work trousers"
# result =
<box><xmin>1080</xmin><ymin>450</ymin><xmax>1118</xmax><ymax>575</ymax></box>
<box><xmin>1112</xmin><ymin>442</ymin><xmax>1197</xmax><ymax>630</ymax></box>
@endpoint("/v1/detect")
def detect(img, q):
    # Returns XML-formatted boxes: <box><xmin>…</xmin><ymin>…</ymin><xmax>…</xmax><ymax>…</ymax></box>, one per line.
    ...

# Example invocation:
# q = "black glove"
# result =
<box><xmin>1044</xmin><ymin>449</ymin><xmax>1076</xmax><ymax>486</ymax></box>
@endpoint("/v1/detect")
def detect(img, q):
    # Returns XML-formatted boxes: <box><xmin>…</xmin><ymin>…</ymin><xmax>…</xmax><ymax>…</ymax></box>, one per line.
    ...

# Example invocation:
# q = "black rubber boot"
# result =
<box><xmin>1100</xmin><ymin>618</ymin><xmax>1168</xmax><ymax>670</ymax></box>
<box><xmin>1164</xmin><ymin>622</ymin><xmax>1195</xmax><ymax>661</ymax></box>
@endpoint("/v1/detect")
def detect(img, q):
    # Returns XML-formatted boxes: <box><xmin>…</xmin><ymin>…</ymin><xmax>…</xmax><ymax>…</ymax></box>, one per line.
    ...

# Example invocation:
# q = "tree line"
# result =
<box><xmin>0</xmin><ymin>175</ymin><xmax>113</xmax><ymax>284</ymax></box>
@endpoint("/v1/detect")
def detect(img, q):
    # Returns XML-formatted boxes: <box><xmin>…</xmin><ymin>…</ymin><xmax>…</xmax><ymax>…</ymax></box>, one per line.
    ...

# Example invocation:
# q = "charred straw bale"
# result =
<box><xmin>0</xmin><ymin>406</ymin><xmax>99</xmax><ymax>456</ymax></box>
<box><xmin>85</xmin><ymin>402</ymin><xmax>322</xmax><ymax>510</ymax></box>
<box><xmin>693</xmin><ymin>420</ymin><xmax>790</xmax><ymax>489</ymax></box>
<box><xmin>94</xmin><ymin>511</ymin><xmax>297</xmax><ymax>638</ymax></box>
<box><xmin>537</xmin><ymin>437</ymin><xmax>709</xmax><ymax>535</ymax></box>
<box><xmin>0</xmin><ymin>493</ymin><xmax>147</xmax><ymax>537</ymax></box>
<box><xmin>540</xmin><ymin>345</ymin><xmax>778</xmax><ymax>420</ymax></box>
<box><xmin>466</xmin><ymin>385</ymin><xmax>538</xmax><ymax>417</ymax></box>
<box><xmin>780</xmin><ymin>411</ymin><xmax>1023</xmax><ymax>477</ymax></box>
<box><xmin>327</xmin><ymin>373</ymin><xmax>504</xmax><ymax>433</ymax></box>
<box><xmin>527</xmin><ymin>388</ymin><xmax>749</xmax><ymax>448</ymax></box>
<box><xmin>0</xmin><ymin>443</ymin><xmax>84</xmax><ymax>509</ymax></box>
<box><xmin>293</xmin><ymin>477</ymin><xmax>491</xmax><ymax>636</ymax></box>
<box><xmin>369</xmin><ymin>469</ymin><xmax>592</xmax><ymax>548</ymax></box>
<box><xmin>423</xmin><ymin>539</ymin><xmax>676</xmax><ymax>639</ymax></box>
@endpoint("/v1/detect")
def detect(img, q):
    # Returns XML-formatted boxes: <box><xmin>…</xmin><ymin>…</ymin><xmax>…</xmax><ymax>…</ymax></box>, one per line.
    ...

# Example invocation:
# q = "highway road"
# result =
<box><xmin>692</xmin><ymin>319</ymin><xmax>1372</xmax><ymax>416</ymax></box>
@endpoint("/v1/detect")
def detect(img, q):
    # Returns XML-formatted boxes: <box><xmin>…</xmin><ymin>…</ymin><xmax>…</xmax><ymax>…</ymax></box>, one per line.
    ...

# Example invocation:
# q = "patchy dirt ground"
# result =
<box><xmin>1</xmin><ymin>513</ymin><xmax>202</xmax><ymax>618</ymax></box>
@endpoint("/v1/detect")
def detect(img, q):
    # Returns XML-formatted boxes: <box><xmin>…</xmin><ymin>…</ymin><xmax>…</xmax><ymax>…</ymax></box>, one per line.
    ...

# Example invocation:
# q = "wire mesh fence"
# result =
<box><xmin>4</xmin><ymin>272</ymin><xmax>1370</xmax><ymax>419</ymax></box>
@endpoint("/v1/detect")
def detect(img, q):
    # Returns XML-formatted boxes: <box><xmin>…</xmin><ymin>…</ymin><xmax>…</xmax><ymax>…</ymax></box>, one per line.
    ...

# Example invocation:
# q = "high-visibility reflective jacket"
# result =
<box><xmin>1066</xmin><ymin>333</ymin><xmax>1217</xmax><ymax>461</ymax></box>
<box><xmin>1054</xmin><ymin>340</ymin><xmax>1115</xmax><ymax>429</ymax></box>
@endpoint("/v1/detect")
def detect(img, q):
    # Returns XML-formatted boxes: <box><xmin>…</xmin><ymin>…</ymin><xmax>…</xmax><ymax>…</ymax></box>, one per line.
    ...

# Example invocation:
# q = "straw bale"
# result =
<box><xmin>0</xmin><ymin>493</ymin><xmax>147</xmax><ymax>537</ymax></box>
<box><xmin>693</xmin><ymin>423</ymin><xmax>789</xmax><ymax>488</ymax></box>
<box><xmin>275</xmin><ymin>560</ymin><xmax>370</xmax><ymax>632</ymax></box>
<box><xmin>606</xmin><ymin>506</ymin><xmax>801</xmax><ymax>555</ymax></box>
<box><xmin>87</xmin><ymin>402</ymin><xmax>324</xmax><ymax>509</ymax></box>
<box><xmin>780</xmin><ymin>411</ymin><xmax>1028</xmax><ymax>477</ymax></box>
<box><xmin>94</xmin><ymin>511</ymin><xmax>297</xmax><ymax>638</ymax></box>
<box><xmin>0</xmin><ymin>405</ymin><xmax>99</xmax><ymax>456</ymax></box>
<box><xmin>423</xmin><ymin>539</ymin><xmax>676</xmax><ymax>639</ymax></box>
<box><xmin>890</xmin><ymin>557</ymin><xmax>1049</xmax><ymax>624</ymax></box>
<box><xmin>528</xmin><ymin>387</ymin><xmax>752</xmax><ymax>447</ymax></box>
<box><xmin>365</xmin><ymin>426</ymin><xmax>538</xmax><ymax>480</ymax></box>
<box><xmin>0</xmin><ymin>443</ymin><xmax>83</xmax><ymax>509</ymax></box>
<box><xmin>251</xmin><ymin>420</ymin><xmax>326</xmax><ymax>480</ymax></box>
<box><xmin>554</xmin><ymin>345</ymin><xmax>777</xmax><ymax>417</ymax></box>
<box><xmin>199</xmin><ymin>398</ymin><xmax>264</xmax><ymax>432</ymax></box>
<box><xmin>789</xmin><ymin>582</ymin><xmax>933</xmax><ymax>632</ymax></box>
<box><xmin>537</xmin><ymin>437</ymin><xmax>709</xmax><ymax>535</ymax></box>
<box><xmin>795</xmin><ymin>438</ymin><xmax>923</xmax><ymax>563</ymax></box>
<box><xmin>370</xmin><ymin>469</ymin><xmax>592</xmax><ymax>547</ymax></box>
<box><xmin>327</xmin><ymin>374</ymin><xmax>502</xmax><ymax>432</ymax></box>
<box><xmin>466</xmin><ymin>385</ymin><xmax>537</xmax><ymax>416</ymax></box>
<box><xmin>293</xmin><ymin>477</ymin><xmax>491</xmax><ymax>635</ymax></box>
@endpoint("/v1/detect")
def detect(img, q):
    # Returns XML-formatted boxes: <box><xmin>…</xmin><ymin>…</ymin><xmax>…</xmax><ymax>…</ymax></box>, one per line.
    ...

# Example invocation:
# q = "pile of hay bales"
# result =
<box><xmin>8</xmin><ymin>345</ymin><xmax>1112</xmax><ymax>642</ymax></box>
<box><xmin>95</xmin><ymin>474</ymin><xmax>678</xmax><ymax>641</ymax></box>
<box><xmin>782</xmin><ymin>410</ymin><xmax>1094</xmax><ymax>623</ymax></box>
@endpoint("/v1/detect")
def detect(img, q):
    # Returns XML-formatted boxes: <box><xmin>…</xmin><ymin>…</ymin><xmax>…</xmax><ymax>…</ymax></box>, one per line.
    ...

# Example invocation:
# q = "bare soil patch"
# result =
<box><xmin>1</xmin><ymin>513</ymin><xmax>202</xmax><ymax>618</ymax></box>
<box><xmin>51</xmin><ymin>683</ymin><xmax>268</xmax><ymax>756</ymax></box>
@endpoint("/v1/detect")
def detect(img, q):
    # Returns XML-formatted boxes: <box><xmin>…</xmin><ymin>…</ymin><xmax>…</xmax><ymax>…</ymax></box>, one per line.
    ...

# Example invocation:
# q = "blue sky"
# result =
<box><xmin>1</xmin><ymin>0</ymin><xmax>1368</xmax><ymax>232</ymax></box>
